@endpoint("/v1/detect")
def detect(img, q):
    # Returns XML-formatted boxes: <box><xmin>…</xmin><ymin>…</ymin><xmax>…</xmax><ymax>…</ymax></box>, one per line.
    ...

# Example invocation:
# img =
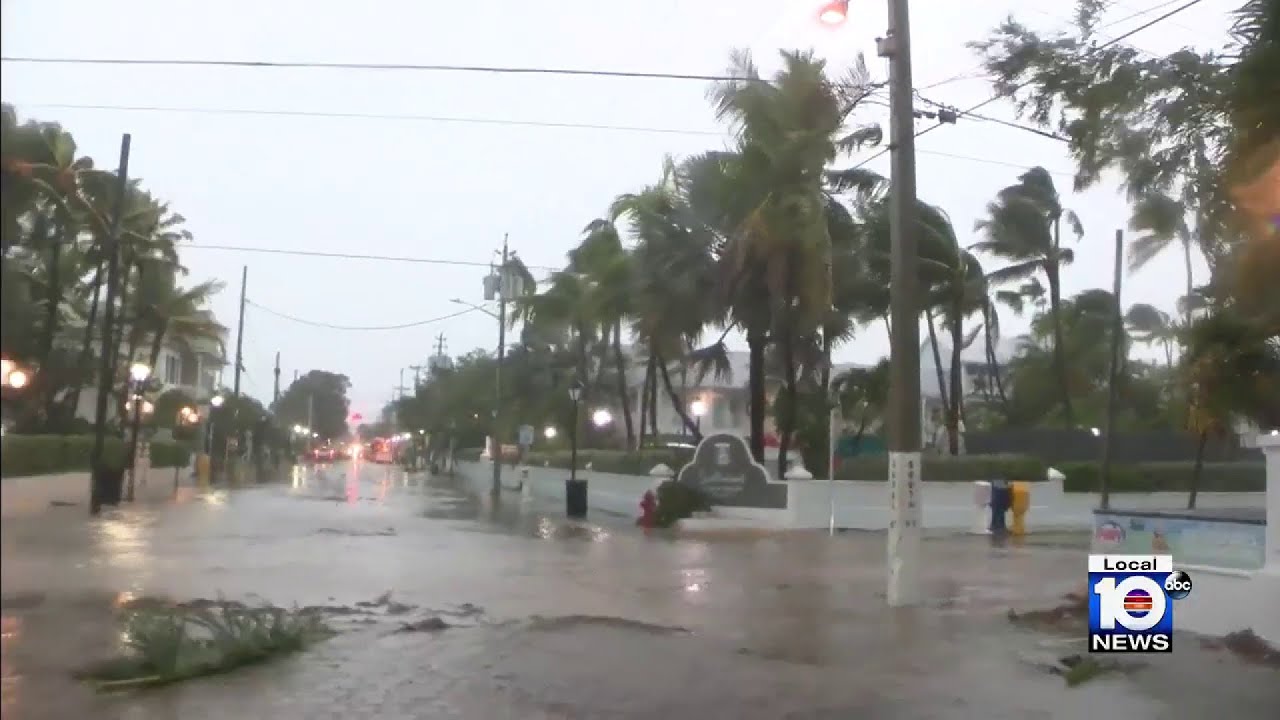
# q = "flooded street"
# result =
<box><xmin>3</xmin><ymin>462</ymin><xmax>1277</xmax><ymax>719</ymax></box>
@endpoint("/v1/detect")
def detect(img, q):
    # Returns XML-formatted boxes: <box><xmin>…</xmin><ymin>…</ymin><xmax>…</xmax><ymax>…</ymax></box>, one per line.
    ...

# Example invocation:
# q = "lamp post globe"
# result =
<box><xmin>129</xmin><ymin>362</ymin><xmax>151</xmax><ymax>383</ymax></box>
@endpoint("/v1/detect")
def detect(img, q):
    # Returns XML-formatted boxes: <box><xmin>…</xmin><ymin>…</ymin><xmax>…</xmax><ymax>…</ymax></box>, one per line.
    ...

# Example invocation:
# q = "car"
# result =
<box><xmin>311</xmin><ymin>446</ymin><xmax>337</xmax><ymax>463</ymax></box>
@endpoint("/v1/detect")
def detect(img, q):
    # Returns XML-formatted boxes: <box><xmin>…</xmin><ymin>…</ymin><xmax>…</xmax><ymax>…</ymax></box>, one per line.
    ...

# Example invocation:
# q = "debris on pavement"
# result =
<box><xmin>1201</xmin><ymin>630</ymin><xmax>1280</xmax><ymax>667</ymax></box>
<box><xmin>394</xmin><ymin>616</ymin><xmax>451</xmax><ymax>633</ymax></box>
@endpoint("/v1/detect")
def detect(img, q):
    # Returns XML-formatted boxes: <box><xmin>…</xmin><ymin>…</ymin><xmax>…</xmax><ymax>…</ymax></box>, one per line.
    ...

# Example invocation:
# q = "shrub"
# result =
<box><xmin>0</xmin><ymin>434</ymin><xmax>193</xmax><ymax>478</ymax></box>
<box><xmin>455</xmin><ymin>447</ymin><xmax>484</xmax><ymax>462</ymax></box>
<box><xmin>834</xmin><ymin>453</ymin><xmax>1046</xmax><ymax>483</ymax></box>
<box><xmin>1058</xmin><ymin>461</ymin><xmax>1265</xmax><ymax>493</ymax></box>
<box><xmin>653</xmin><ymin>479</ymin><xmax>712</xmax><ymax>528</ymax></box>
<box><xmin>511</xmin><ymin>448</ymin><xmax>695</xmax><ymax>476</ymax></box>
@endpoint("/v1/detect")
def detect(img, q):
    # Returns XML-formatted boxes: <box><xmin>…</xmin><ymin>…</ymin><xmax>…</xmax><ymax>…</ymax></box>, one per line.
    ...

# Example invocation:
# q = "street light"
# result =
<box><xmin>818</xmin><ymin>0</ymin><xmax>848</xmax><ymax>25</ymax></box>
<box><xmin>566</xmin><ymin>378</ymin><xmax>586</xmax><ymax>518</ymax></box>
<box><xmin>210</xmin><ymin>395</ymin><xmax>225</xmax><ymax>408</ymax></box>
<box><xmin>452</xmin><ymin>296</ymin><xmax>508</xmax><ymax>499</ymax></box>
<box><xmin>124</xmin><ymin>362</ymin><xmax>153</xmax><ymax>502</ymax></box>
<box><xmin>543</xmin><ymin>426</ymin><xmax>558</xmax><ymax>440</ymax></box>
<box><xmin>689</xmin><ymin>398</ymin><xmax>707</xmax><ymax>435</ymax></box>
<box><xmin>825</xmin><ymin>0</ymin><xmax>924</xmax><ymax>607</ymax></box>
<box><xmin>6</xmin><ymin>368</ymin><xmax>29</xmax><ymax>389</ymax></box>
<box><xmin>129</xmin><ymin>362</ymin><xmax>151</xmax><ymax>383</ymax></box>
<box><xmin>591</xmin><ymin>408</ymin><xmax>613</xmax><ymax>427</ymax></box>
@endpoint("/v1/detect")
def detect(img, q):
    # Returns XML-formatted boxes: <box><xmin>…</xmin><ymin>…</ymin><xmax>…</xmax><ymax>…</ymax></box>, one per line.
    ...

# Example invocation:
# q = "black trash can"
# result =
<box><xmin>94</xmin><ymin>464</ymin><xmax>126</xmax><ymax>507</ymax></box>
<box><xmin>565</xmin><ymin>478</ymin><xmax>588</xmax><ymax>518</ymax></box>
<box><xmin>989</xmin><ymin>479</ymin><xmax>1011</xmax><ymax>534</ymax></box>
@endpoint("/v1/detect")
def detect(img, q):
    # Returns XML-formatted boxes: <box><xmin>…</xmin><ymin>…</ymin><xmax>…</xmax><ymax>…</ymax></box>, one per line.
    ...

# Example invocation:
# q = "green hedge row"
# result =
<box><xmin>1058</xmin><ymin>461</ymin><xmax>1265</xmax><ymax>493</ymax></box>
<box><xmin>835</xmin><ymin>453</ymin><xmax>1046</xmax><ymax>483</ymax></box>
<box><xmin>1</xmin><ymin>435</ymin><xmax>193</xmax><ymax>479</ymax></box>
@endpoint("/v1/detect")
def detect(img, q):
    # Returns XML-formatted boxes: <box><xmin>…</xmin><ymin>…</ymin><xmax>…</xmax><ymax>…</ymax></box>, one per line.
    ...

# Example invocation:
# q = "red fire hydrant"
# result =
<box><xmin>637</xmin><ymin>489</ymin><xmax>657</xmax><ymax>528</ymax></box>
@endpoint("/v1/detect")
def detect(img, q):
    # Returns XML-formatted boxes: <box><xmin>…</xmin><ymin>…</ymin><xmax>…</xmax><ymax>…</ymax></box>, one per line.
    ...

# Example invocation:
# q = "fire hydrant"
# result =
<box><xmin>638</xmin><ymin>489</ymin><xmax>657</xmax><ymax>528</ymax></box>
<box><xmin>1010</xmin><ymin>481</ymin><xmax>1031</xmax><ymax>536</ymax></box>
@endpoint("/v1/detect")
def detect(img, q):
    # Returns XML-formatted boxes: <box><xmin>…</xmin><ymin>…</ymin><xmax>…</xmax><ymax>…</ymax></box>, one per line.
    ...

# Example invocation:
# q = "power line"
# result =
<box><xmin>19</xmin><ymin>102</ymin><xmax>1075</xmax><ymax>178</ymax></box>
<box><xmin>181</xmin><ymin>243</ymin><xmax>559</xmax><ymax>271</ymax></box>
<box><xmin>845</xmin><ymin>0</ymin><xmax>1209</xmax><ymax>172</ymax></box>
<box><xmin>913</xmin><ymin>92</ymin><xmax>1069</xmax><ymax>142</ymax></box>
<box><xmin>0</xmin><ymin>55</ymin><xmax>830</xmax><ymax>85</ymax></box>
<box><xmin>19</xmin><ymin>102</ymin><xmax>735</xmax><ymax>139</ymax></box>
<box><xmin>247</xmin><ymin>299</ymin><xmax>484</xmax><ymax>331</ymax></box>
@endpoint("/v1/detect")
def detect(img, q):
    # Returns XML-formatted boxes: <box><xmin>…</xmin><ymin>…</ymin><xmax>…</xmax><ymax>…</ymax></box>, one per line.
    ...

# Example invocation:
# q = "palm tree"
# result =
<box><xmin>703</xmin><ymin>49</ymin><xmax>881</xmax><ymax>471</ymax></box>
<box><xmin>1127</xmin><ymin>193</ymin><xmax>1199</xmax><ymax>325</ymax></box>
<box><xmin>974</xmin><ymin>167</ymin><xmax>1083</xmax><ymax>427</ymax></box>
<box><xmin>1125</xmin><ymin>303</ymin><xmax>1179</xmax><ymax>368</ymax></box>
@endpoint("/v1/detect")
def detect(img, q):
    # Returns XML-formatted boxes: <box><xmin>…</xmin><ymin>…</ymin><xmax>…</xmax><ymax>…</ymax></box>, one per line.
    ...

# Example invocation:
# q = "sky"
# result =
<box><xmin>0</xmin><ymin>0</ymin><xmax>1236</xmax><ymax>419</ymax></box>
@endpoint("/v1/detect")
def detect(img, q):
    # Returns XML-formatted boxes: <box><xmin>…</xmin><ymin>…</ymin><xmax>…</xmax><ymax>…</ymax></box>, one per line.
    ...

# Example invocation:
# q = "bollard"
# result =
<box><xmin>783</xmin><ymin>461</ymin><xmax>813</xmax><ymax>480</ymax></box>
<box><xmin>1010</xmin><ymin>481</ymin><xmax>1030</xmax><ymax>536</ymax></box>
<box><xmin>649</xmin><ymin>463</ymin><xmax>675</xmax><ymax>488</ymax></box>
<box><xmin>519</xmin><ymin>466</ymin><xmax>532</xmax><ymax>499</ymax></box>
<box><xmin>989</xmin><ymin>479</ymin><xmax>1011</xmax><ymax>535</ymax></box>
<box><xmin>971</xmin><ymin>481</ymin><xmax>992</xmax><ymax>535</ymax></box>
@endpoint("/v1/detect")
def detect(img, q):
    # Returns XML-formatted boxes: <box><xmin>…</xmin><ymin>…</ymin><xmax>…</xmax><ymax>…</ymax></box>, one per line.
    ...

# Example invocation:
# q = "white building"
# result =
<box><xmin>918</xmin><ymin>335</ymin><xmax>1019</xmax><ymax>446</ymax></box>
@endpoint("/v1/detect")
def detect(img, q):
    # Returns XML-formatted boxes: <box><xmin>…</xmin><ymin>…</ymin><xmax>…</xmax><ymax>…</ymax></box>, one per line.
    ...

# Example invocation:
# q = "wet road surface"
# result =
<box><xmin>2</xmin><ymin>461</ymin><xmax>1277</xmax><ymax>719</ymax></box>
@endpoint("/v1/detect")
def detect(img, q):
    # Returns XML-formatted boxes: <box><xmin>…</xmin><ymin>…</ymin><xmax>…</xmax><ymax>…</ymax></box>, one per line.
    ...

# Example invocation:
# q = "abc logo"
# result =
<box><xmin>1164</xmin><ymin>570</ymin><xmax>1193</xmax><ymax>600</ymax></box>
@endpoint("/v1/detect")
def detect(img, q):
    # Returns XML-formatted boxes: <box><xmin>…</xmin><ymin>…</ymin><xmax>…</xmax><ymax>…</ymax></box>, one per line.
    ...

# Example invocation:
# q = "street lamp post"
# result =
<box><xmin>124</xmin><ymin>362</ymin><xmax>152</xmax><ymax>502</ymax></box>
<box><xmin>824</xmin><ymin>0</ymin><xmax>923</xmax><ymax>606</ymax></box>
<box><xmin>690</xmin><ymin>399</ymin><xmax>707</xmax><ymax>436</ymax></box>
<box><xmin>565</xmin><ymin>378</ymin><xmax>586</xmax><ymax>518</ymax></box>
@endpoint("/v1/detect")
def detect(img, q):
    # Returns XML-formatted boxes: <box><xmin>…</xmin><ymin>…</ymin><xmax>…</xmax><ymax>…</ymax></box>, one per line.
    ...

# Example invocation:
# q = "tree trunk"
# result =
<box><xmin>746</xmin><ymin>331</ymin><xmax>767</xmax><ymax>463</ymax></box>
<box><xmin>648</xmin><ymin>357</ymin><xmax>659</xmax><ymax>437</ymax></box>
<box><xmin>925</xmin><ymin>308</ymin><xmax>948</xmax><ymax>441</ymax></box>
<box><xmin>40</xmin><ymin>221</ymin><xmax>65</xmax><ymax>426</ymax></box>
<box><xmin>1047</xmin><ymin>226</ymin><xmax>1075</xmax><ymax>427</ymax></box>
<box><xmin>947</xmin><ymin>308</ymin><xmax>963</xmax><ymax>456</ymax></box>
<box><xmin>611</xmin><ymin>322</ymin><xmax>634</xmax><ymax>449</ymax></box>
<box><xmin>637</xmin><ymin>354</ymin><xmax>652</xmax><ymax>449</ymax></box>
<box><xmin>656</xmin><ymin>351</ymin><xmax>700</xmax><ymax>438</ymax></box>
<box><xmin>777</xmin><ymin>326</ymin><xmax>798</xmax><ymax>479</ymax></box>
<box><xmin>65</xmin><ymin>258</ymin><xmax>106</xmax><ymax>417</ymax></box>
<box><xmin>1188</xmin><ymin>430</ymin><xmax>1208</xmax><ymax>510</ymax></box>
<box><xmin>983</xmin><ymin>307</ymin><xmax>1011</xmax><ymax>419</ymax></box>
<box><xmin>1181</xmin><ymin>238</ymin><xmax>1194</xmax><ymax>327</ymax></box>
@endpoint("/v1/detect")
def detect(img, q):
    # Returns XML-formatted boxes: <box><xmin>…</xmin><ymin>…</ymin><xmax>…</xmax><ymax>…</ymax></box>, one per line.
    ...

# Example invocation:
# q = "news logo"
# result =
<box><xmin>1088</xmin><ymin>554</ymin><xmax>1191</xmax><ymax>653</ymax></box>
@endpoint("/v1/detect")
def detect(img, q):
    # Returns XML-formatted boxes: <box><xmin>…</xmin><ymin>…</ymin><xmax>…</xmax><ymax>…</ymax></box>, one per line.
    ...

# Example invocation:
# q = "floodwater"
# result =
<box><xmin>2</xmin><ymin>462</ymin><xmax>1276</xmax><ymax>719</ymax></box>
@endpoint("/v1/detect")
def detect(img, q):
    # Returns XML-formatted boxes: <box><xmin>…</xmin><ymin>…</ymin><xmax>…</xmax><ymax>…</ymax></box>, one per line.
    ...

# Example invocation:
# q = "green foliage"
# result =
<box><xmin>0</xmin><ymin>434</ymin><xmax>191</xmax><ymax>478</ymax></box>
<box><xmin>835</xmin><ymin>454</ymin><xmax>1047</xmax><ymax>483</ymax></box>
<box><xmin>653</xmin><ymin>480</ymin><xmax>713</xmax><ymax>528</ymax></box>
<box><xmin>1058</xmin><ymin>460</ymin><xmax>1265</xmax><ymax>493</ymax></box>
<box><xmin>83</xmin><ymin>602</ymin><xmax>331</xmax><ymax>691</ymax></box>
<box><xmin>272</xmin><ymin>370</ymin><xmax>352</xmax><ymax>441</ymax></box>
<box><xmin>520</xmin><ymin>447</ymin><xmax>695</xmax><ymax>476</ymax></box>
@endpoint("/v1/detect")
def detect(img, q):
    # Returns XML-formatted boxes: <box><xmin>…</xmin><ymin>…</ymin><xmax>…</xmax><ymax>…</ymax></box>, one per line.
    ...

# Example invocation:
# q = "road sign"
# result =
<box><xmin>518</xmin><ymin>424</ymin><xmax>534</xmax><ymax>448</ymax></box>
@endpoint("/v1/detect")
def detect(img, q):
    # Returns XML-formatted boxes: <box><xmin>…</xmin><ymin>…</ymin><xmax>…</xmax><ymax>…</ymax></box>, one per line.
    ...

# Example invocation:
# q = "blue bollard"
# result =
<box><xmin>989</xmin><ymin>479</ymin><xmax>1011</xmax><ymax>534</ymax></box>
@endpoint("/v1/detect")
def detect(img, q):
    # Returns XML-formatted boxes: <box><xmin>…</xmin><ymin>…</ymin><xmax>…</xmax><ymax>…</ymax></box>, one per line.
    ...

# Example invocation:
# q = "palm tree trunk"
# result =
<box><xmin>777</xmin><ymin>326</ymin><xmax>798</xmax><ymax>479</ymax></box>
<box><xmin>925</xmin><ymin>308</ymin><xmax>949</xmax><ymax>427</ymax></box>
<box><xmin>747</xmin><ymin>331</ymin><xmax>767</xmax><ymax>463</ymax></box>
<box><xmin>40</xmin><ymin>221</ymin><xmax>65</xmax><ymax>426</ymax></box>
<box><xmin>648</xmin><ymin>359</ymin><xmax>659</xmax><ymax>437</ymax></box>
<box><xmin>983</xmin><ymin>307</ymin><xmax>1011</xmax><ymax>418</ymax></box>
<box><xmin>1046</xmin><ymin>263</ymin><xmax>1075</xmax><ymax>427</ymax></box>
<box><xmin>1181</xmin><ymin>239</ymin><xmax>1194</xmax><ymax>327</ymax></box>
<box><xmin>656</xmin><ymin>351</ymin><xmax>700</xmax><ymax>438</ymax></box>
<box><xmin>146</xmin><ymin>321</ymin><xmax>169</xmax><ymax>378</ymax></box>
<box><xmin>1188</xmin><ymin>430</ymin><xmax>1207</xmax><ymax>510</ymax></box>
<box><xmin>947</xmin><ymin>309</ymin><xmax>964</xmax><ymax>455</ymax></box>
<box><xmin>611</xmin><ymin>322</ymin><xmax>635</xmax><ymax>449</ymax></box>
<box><xmin>637</xmin><ymin>355</ymin><xmax>651</xmax><ymax>448</ymax></box>
<box><xmin>66</xmin><ymin>258</ymin><xmax>106</xmax><ymax>417</ymax></box>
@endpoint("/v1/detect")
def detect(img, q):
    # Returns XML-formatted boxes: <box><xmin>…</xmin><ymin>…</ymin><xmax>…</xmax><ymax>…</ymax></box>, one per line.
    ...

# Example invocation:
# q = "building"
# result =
<box><xmin>63</xmin><ymin>315</ymin><xmax>229</xmax><ymax>422</ymax></box>
<box><xmin>918</xmin><ymin>335</ymin><xmax>1019</xmax><ymax>446</ymax></box>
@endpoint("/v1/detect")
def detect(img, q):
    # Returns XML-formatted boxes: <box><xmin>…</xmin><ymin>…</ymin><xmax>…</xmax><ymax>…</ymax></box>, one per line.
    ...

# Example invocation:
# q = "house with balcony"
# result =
<box><xmin>62</xmin><ymin>313</ymin><xmax>229</xmax><ymax>422</ymax></box>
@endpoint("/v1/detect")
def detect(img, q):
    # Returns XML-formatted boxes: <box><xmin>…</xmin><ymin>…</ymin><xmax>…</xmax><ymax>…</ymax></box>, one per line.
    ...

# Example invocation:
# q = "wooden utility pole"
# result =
<box><xmin>232</xmin><ymin>266</ymin><xmax>247</xmax><ymax>398</ymax></box>
<box><xmin>272</xmin><ymin>351</ymin><xmax>281</xmax><ymax>404</ymax></box>
<box><xmin>1099</xmin><ymin>229</ymin><xmax>1125</xmax><ymax>511</ymax></box>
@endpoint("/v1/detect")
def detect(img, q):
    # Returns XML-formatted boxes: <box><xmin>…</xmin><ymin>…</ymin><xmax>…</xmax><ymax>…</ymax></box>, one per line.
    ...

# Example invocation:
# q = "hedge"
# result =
<box><xmin>1</xmin><ymin>434</ymin><xmax>193</xmax><ymax>479</ymax></box>
<box><xmin>836</xmin><ymin>453</ymin><xmax>1047</xmax><ymax>483</ymax></box>
<box><xmin>1058</xmin><ymin>461</ymin><xmax>1265</xmax><ymax>493</ymax></box>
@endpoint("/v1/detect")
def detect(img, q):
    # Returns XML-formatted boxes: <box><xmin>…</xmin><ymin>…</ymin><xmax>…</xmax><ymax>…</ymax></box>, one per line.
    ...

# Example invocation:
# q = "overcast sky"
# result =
<box><xmin>0</xmin><ymin>0</ymin><xmax>1234</xmax><ymax>419</ymax></box>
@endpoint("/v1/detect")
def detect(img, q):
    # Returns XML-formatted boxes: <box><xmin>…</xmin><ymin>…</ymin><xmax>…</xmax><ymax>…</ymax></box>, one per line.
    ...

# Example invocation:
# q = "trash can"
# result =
<box><xmin>1010</xmin><ymin>481</ymin><xmax>1031</xmax><ymax>536</ymax></box>
<box><xmin>94</xmin><ymin>464</ymin><xmax>126</xmax><ymax>507</ymax></box>
<box><xmin>989</xmin><ymin>479</ymin><xmax>1011</xmax><ymax>534</ymax></box>
<box><xmin>565</xmin><ymin>478</ymin><xmax>588</xmax><ymax>518</ymax></box>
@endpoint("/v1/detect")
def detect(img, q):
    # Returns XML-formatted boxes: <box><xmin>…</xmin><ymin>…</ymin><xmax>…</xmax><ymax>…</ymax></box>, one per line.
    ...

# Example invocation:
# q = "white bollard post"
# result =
<box><xmin>972</xmin><ymin>481</ymin><xmax>992</xmax><ymax>535</ymax></box>
<box><xmin>649</xmin><ymin>463</ymin><xmax>675</xmax><ymax>489</ymax></box>
<box><xmin>784</xmin><ymin>461</ymin><xmax>813</xmax><ymax>481</ymax></box>
<box><xmin>887</xmin><ymin>452</ymin><xmax>923</xmax><ymax>607</ymax></box>
<box><xmin>520</xmin><ymin>465</ymin><xmax>532</xmax><ymax>499</ymax></box>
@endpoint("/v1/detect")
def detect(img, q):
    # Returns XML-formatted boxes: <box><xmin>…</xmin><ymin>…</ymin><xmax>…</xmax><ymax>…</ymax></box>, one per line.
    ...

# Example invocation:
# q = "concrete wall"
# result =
<box><xmin>457</xmin><ymin>461</ymin><xmax>1264</xmax><ymax>532</ymax></box>
<box><xmin>1</xmin><ymin>466</ymin><xmax>190</xmax><ymax>518</ymax></box>
<box><xmin>787</xmin><ymin>477</ymin><xmax>1265</xmax><ymax>531</ymax></box>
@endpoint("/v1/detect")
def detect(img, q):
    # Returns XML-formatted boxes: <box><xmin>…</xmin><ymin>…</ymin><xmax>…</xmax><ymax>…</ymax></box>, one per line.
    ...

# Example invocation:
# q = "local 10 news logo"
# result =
<box><xmin>1088</xmin><ymin>554</ymin><xmax>1192</xmax><ymax>653</ymax></box>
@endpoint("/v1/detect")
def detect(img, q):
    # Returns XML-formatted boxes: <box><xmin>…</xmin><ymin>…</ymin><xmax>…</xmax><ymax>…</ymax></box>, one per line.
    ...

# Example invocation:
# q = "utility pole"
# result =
<box><xmin>410</xmin><ymin>364</ymin><xmax>426</xmax><ymax>391</ymax></box>
<box><xmin>306</xmin><ymin>392</ymin><xmax>314</xmax><ymax>453</ymax></box>
<box><xmin>1099</xmin><ymin>230</ymin><xmax>1125</xmax><ymax>511</ymax></box>
<box><xmin>272</xmin><ymin>351</ymin><xmax>281</xmax><ymax>404</ymax></box>
<box><xmin>882</xmin><ymin>0</ymin><xmax>923</xmax><ymax>607</ymax></box>
<box><xmin>491</xmin><ymin>233</ymin><xmax>510</xmax><ymax>499</ymax></box>
<box><xmin>434</xmin><ymin>334</ymin><xmax>446</xmax><ymax>358</ymax></box>
<box><xmin>88</xmin><ymin>134</ymin><xmax>132</xmax><ymax>516</ymax></box>
<box><xmin>232</xmin><ymin>266</ymin><xmax>247</xmax><ymax>398</ymax></box>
